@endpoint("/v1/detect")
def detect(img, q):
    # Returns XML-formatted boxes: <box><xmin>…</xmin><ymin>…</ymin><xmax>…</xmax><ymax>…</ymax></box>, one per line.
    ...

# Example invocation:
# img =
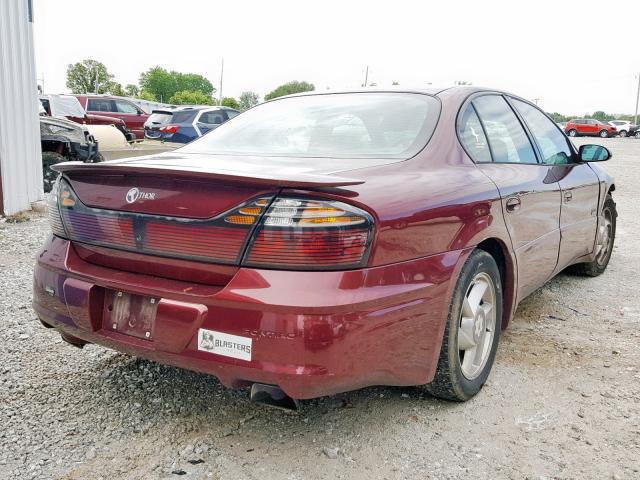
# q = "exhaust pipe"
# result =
<box><xmin>59</xmin><ymin>331</ymin><xmax>87</xmax><ymax>349</ymax></box>
<box><xmin>250</xmin><ymin>383</ymin><xmax>300</xmax><ymax>412</ymax></box>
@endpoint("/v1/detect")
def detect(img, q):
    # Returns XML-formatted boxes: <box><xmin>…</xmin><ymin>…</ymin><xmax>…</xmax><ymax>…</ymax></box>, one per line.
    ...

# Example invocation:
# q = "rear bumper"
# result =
<box><xmin>33</xmin><ymin>236</ymin><xmax>465</xmax><ymax>399</ymax></box>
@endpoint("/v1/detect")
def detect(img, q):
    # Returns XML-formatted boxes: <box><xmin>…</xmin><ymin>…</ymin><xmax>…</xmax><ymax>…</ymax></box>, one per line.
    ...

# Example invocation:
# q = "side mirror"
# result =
<box><xmin>579</xmin><ymin>144</ymin><xmax>611</xmax><ymax>162</ymax></box>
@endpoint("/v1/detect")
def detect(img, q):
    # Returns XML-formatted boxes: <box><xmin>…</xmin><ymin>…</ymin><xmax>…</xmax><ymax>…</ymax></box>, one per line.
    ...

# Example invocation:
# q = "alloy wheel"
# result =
<box><xmin>458</xmin><ymin>272</ymin><xmax>497</xmax><ymax>380</ymax></box>
<box><xmin>595</xmin><ymin>207</ymin><xmax>613</xmax><ymax>266</ymax></box>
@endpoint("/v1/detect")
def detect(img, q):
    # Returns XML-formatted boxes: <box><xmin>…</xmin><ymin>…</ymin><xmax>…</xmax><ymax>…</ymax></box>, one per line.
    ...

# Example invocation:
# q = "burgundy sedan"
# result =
<box><xmin>34</xmin><ymin>88</ymin><xmax>616</xmax><ymax>408</ymax></box>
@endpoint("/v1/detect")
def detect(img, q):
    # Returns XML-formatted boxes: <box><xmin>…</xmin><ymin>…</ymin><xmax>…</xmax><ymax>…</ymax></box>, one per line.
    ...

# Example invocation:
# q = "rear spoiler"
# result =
<box><xmin>52</xmin><ymin>162</ymin><xmax>365</xmax><ymax>188</ymax></box>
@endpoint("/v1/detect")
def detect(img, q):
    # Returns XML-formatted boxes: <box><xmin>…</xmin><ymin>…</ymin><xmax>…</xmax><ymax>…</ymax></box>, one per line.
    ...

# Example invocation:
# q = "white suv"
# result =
<box><xmin>608</xmin><ymin>120</ymin><xmax>637</xmax><ymax>137</ymax></box>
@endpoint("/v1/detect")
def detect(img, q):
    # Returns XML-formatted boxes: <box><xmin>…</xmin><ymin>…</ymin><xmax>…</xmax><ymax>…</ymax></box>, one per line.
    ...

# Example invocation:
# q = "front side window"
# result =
<box><xmin>115</xmin><ymin>100</ymin><xmax>138</xmax><ymax>114</ymax></box>
<box><xmin>179</xmin><ymin>93</ymin><xmax>441</xmax><ymax>159</ymax></box>
<box><xmin>511</xmin><ymin>99</ymin><xmax>572</xmax><ymax>165</ymax></box>
<box><xmin>472</xmin><ymin>95</ymin><xmax>538</xmax><ymax>164</ymax></box>
<box><xmin>457</xmin><ymin>104</ymin><xmax>492</xmax><ymax>163</ymax></box>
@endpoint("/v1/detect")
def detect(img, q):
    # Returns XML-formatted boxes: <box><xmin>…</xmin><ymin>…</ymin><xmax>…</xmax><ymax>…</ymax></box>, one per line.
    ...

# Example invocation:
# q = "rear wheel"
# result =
<box><xmin>42</xmin><ymin>151</ymin><xmax>66</xmax><ymax>193</ymax></box>
<box><xmin>568</xmin><ymin>129</ymin><xmax>578</xmax><ymax>137</ymax></box>
<box><xmin>569</xmin><ymin>195</ymin><xmax>616</xmax><ymax>276</ymax></box>
<box><xmin>618</xmin><ymin>130</ymin><xmax>627</xmax><ymax>138</ymax></box>
<box><xmin>599</xmin><ymin>129</ymin><xmax>609</xmax><ymax>138</ymax></box>
<box><xmin>426</xmin><ymin>250</ymin><xmax>502</xmax><ymax>401</ymax></box>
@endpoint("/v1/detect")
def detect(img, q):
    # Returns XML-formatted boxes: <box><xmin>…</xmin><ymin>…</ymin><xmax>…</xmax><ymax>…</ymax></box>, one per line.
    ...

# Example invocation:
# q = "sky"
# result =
<box><xmin>33</xmin><ymin>0</ymin><xmax>640</xmax><ymax>115</ymax></box>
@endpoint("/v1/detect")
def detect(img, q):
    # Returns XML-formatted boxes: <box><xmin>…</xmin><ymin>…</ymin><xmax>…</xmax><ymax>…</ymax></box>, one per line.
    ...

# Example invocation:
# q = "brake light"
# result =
<box><xmin>46</xmin><ymin>181</ymin><xmax>375</xmax><ymax>270</ymax></box>
<box><xmin>160</xmin><ymin>125</ymin><xmax>179</xmax><ymax>133</ymax></box>
<box><xmin>243</xmin><ymin>197</ymin><xmax>374</xmax><ymax>270</ymax></box>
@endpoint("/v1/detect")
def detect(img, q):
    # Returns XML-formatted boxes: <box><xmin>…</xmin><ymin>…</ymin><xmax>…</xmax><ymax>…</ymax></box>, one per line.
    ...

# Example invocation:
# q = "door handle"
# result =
<box><xmin>564</xmin><ymin>191</ymin><xmax>573</xmax><ymax>203</ymax></box>
<box><xmin>505</xmin><ymin>196</ymin><xmax>521</xmax><ymax>212</ymax></box>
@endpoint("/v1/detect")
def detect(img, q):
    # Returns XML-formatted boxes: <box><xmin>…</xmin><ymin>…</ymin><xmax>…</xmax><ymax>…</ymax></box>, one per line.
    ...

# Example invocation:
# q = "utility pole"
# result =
<box><xmin>634</xmin><ymin>73</ymin><xmax>640</xmax><ymax>126</ymax></box>
<box><xmin>94</xmin><ymin>68</ymin><xmax>99</xmax><ymax>94</ymax></box>
<box><xmin>363</xmin><ymin>66</ymin><xmax>369</xmax><ymax>88</ymax></box>
<box><xmin>218</xmin><ymin>58</ymin><xmax>224</xmax><ymax>105</ymax></box>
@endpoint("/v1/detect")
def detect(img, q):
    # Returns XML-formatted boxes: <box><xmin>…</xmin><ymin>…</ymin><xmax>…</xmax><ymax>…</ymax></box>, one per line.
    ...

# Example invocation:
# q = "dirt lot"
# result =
<box><xmin>1</xmin><ymin>137</ymin><xmax>638</xmax><ymax>480</ymax></box>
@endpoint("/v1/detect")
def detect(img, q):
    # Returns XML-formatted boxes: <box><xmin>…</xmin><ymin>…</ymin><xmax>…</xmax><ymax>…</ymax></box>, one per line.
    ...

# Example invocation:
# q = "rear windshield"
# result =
<box><xmin>148</xmin><ymin>110</ymin><xmax>197</xmax><ymax>125</ymax></box>
<box><xmin>179</xmin><ymin>93</ymin><xmax>440</xmax><ymax>159</ymax></box>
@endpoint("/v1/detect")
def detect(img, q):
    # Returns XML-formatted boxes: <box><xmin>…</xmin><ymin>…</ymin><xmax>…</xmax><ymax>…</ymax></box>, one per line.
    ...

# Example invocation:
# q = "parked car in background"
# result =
<box><xmin>40</xmin><ymin>95</ymin><xmax>134</xmax><ymax>141</ymax></box>
<box><xmin>35</xmin><ymin>88</ymin><xmax>616</xmax><ymax>408</ymax></box>
<box><xmin>608</xmin><ymin>120</ymin><xmax>638</xmax><ymax>138</ymax></box>
<box><xmin>144</xmin><ymin>106</ymin><xmax>240</xmax><ymax>143</ymax></box>
<box><xmin>565</xmin><ymin>118</ymin><xmax>617</xmax><ymax>138</ymax></box>
<box><xmin>39</xmin><ymin>115</ymin><xmax>102</xmax><ymax>192</ymax></box>
<box><xmin>74</xmin><ymin>95</ymin><xmax>149</xmax><ymax>140</ymax></box>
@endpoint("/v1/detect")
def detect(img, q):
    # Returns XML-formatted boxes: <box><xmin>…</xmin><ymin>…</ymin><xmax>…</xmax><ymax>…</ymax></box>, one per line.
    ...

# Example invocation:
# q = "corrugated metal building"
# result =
<box><xmin>0</xmin><ymin>0</ymin><xmax>43</xmax><ymax>215</ymax></box>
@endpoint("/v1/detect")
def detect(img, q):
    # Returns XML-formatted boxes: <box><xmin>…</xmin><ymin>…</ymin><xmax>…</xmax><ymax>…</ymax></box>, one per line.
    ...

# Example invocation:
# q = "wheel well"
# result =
<box><xmin>608</xmin><ymin>184</ymin><xmax>615</xmax><ymax>195</ymax></box>
<box><xmin>476</xmin><ymin>238</ymin><xmax>515</xmax><ymax>329</ymax></box>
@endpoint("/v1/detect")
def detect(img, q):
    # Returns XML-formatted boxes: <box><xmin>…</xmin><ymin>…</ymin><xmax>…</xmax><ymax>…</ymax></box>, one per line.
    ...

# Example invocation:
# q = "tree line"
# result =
<box><xmin>547</xmin><ymin>111</ymin><xmax>637</xmax><ymax>123</ymax></box>
<box><xmin>65</xmin><ymin>59</ymin><xmax>316</xmax><ymax>110</ymax></box>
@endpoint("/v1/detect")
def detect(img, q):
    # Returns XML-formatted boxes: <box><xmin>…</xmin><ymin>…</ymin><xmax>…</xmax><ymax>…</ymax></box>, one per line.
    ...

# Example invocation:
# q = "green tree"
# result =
<box><xmin>139</xmin><ymin>67</ymin><xmax>215</xmax><ymax>103</ymax></box>
<box><xmin>177</xmin><ymin>73</ymin><xmax>214</xmax><ymax>97</ymax></box>
<box><xmin>264</xmin><ymin>81</ymin><xmax>315</xmax><ymax>100</ymax></box>
<box><xmin>125</xmin><ymin>84</ymin><xmax>139</xmax><ymax>97</ymax></box>
<box><xmin>66</xmin><ymin>59</ymin><xmax>113</xmax><ymax>94</ymax></box>
<box><xmin>238</xmin><ymin>91</ymin><xmax>260</xmax><ymax>111</ymax></box>
<box><xmin>139</xmin><ymin>90</ymin><xmax>157</xmax><ymax>101</ymax></box>
<box><xmin>547</xmin><ymin>112</ymin><xmax>568</xmax><ymax>123</ymax></box>
<box><xmin>108</xmin><ymin>81</ymin><xmax>125</xmax><ymax>96</ymax></box>
<box><xmin>168</xmin><ymin>90</ymin><xmax>214</xmax><ymax>105</ymax></box>
<box><xmin>220</xmin><ymin>97</ymin><xmax>240</xmax><ymax>109</ymax></box>
<box><xmin>590</xmin><ymin>111</ymin><xmax>614</xmax><ymax>122</ymax></box>
<box><xmin>139</xmin><ymin>67</ymin><xmax>176</xmax><ymax>102</ymax></box>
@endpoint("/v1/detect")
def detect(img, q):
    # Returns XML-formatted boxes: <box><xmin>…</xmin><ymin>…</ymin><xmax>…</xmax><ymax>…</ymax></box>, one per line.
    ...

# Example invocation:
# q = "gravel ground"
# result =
<box><xmin>1</xmin><ymin>137</ymin><xmax>639</xmax><ymax>480</ymax></box>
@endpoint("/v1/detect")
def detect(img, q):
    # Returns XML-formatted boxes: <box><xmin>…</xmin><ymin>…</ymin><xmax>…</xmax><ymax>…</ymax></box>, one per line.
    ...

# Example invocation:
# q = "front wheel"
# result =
<box><xmin>599</xmin><ymin>129</ymin><xmax>609</xmax><ymax>138</ymax></box>
<box><xmin>635</xmin><ymin>131</ymin><xmax>640</xmax><ymax>139</ymax></box>
<box><xmin>426</xmin><ymin>250</ymin><xmax>502</xmax><ymax>401</ymax></box>
<box><xmin>618</xmin><ymin>130</ymin><xmax>627</xmax><ymax>138</ymax></box>
<box><xmin>568</xmin><ymin>129</ymin><xmax>578</xmax><ymax>137</ymax></box>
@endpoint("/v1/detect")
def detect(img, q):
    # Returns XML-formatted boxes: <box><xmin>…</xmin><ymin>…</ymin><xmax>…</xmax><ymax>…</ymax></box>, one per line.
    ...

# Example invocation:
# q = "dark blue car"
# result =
<box><xmin>144</xmin><ymin>106</ymin><xmax>240</xmax><ymax>143</ymax></box>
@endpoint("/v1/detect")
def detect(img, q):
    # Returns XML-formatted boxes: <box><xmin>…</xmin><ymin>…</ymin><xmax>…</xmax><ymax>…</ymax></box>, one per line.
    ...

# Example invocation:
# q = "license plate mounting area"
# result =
<box><xmin>102</xmin><ymin>290</ymin><xmax>158</xmax><ymax>341</ymax></box>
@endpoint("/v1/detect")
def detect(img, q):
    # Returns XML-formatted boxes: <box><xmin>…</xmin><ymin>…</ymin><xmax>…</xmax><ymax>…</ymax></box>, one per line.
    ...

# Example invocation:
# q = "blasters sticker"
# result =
<box><xmin>198</xmin><ymin>329</ymin><xmax>252</xmax><ymax>361</ymax></box>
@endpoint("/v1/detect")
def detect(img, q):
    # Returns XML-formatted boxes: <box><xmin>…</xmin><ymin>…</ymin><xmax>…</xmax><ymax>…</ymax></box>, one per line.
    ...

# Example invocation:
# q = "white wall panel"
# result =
<box><xmin>0</xmin><ymin>0</ymin><xmax>43</xmax><ymax>215</ymax></box>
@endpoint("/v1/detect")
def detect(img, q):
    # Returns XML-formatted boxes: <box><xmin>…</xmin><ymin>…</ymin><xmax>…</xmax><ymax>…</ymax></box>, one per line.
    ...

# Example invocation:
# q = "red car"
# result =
<box><xmin>74</xmin><ymin>95</ymin><xmax>149</xmax><ymax>140</ymax></box>
<box><xmin>40</xmin><ymin>95</ymin><xmax>134</xmax><ymax>141</ymax></box>
<box><xmin>34</xmin><ymin>88</ymin><xmax>616</xmax><ymax>408</ymax></box>
<box><xmin>565</xmin><ymin>118</ymin><xmax>617</xmax><ymax>138</ymax></box>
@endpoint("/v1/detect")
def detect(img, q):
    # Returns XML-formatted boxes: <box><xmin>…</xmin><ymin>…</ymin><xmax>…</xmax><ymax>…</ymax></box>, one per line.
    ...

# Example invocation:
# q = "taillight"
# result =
<box><xmin>46</xmin><ymin>178</ymin><xmax>67</xmax><ymax>238</ymax></box>
<box><xmin>243</xmin><ymin>197</ymin><xmax>374</xmax><ymax>270</ymax></box>
<box><xmin>47</xmin><ymin>181</ymin><xmax>375</xmax><ymax>270</ymax></box>
<box><xmin>159</xmin><ymin>125</ymin><xmax>179</xmax><ymax>133</ymax></box>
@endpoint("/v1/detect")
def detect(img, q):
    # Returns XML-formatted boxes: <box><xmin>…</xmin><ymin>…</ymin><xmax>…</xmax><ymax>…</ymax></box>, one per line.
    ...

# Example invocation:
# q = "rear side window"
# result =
<box><xmin>457</xmin><ymin>104</ymin><xmax>492</xmax><ymax>163</ymax></box>
<box><xmin>226</xmin><ymin>110</ymin><xmax>239</xmax><ymax>119</ymax></box>
<box><xmin>511</xmin><ymin>99</ymin><xmax>572</xmax><ymax>165</ymax></box>
<box><xmin>87</xmin><ymin>99</ymin><xmax>115</xmax><ymax>113</ymax></box>
<box><xmin>472</xmin><ymin>95</ymin><xmax>538</xmax><ymax>164</ymax></box>
<box><xmin>199</xmin><ymin>111</ymin><xmax>225</xmax><ymax>125</ymax></box>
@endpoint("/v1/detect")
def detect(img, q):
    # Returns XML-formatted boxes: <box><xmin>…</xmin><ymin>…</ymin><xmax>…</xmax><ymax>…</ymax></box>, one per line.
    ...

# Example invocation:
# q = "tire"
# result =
<box><xmin>635</xmin><ymin>131</ymin><xmax>640</xmax><ymax>139</ymax></box>
<box><xmin>568</xmin><ymin>129</ymin><xmax>578</xmax><ymax>137</ymax></box>
<box><xmin>618</xmin><ymin>130</ymin><xmax>627</xmax><ymax>138</ymax></box>
<box><xmin>569</xmin><ymin>195</ymin><xmax>616</xmax><ymax>277</ymax></box>
<box><xmin>42</xmin><ymin>151</ymin><xmax>67</xmax><ymax>193</ymax></box>
<box><xmin>426</xmin><ymin>250</ymin><xmax>502</xmax><ymax>401</ymax></box>
<box><xmin>599</xmin><ymin>129</ymin><xmax>609</xmax><ymax>138</ymax></box>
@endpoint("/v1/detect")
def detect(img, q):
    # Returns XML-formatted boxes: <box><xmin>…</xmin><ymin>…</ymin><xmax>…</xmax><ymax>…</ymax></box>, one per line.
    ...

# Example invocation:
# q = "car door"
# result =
<box><xmin>469</xmin><ymin>94</ymin><xmax>562</xmax><ymax>300</ymax></box>
<box><xmin>510</xmin><ymin>98</ymin><xmax>600</xmax><ymax>272</ymax></box>
<box><xmin>113</xmin><ymin>99</ymin><xmax>146</xmax><ymax>139</ymax></box>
